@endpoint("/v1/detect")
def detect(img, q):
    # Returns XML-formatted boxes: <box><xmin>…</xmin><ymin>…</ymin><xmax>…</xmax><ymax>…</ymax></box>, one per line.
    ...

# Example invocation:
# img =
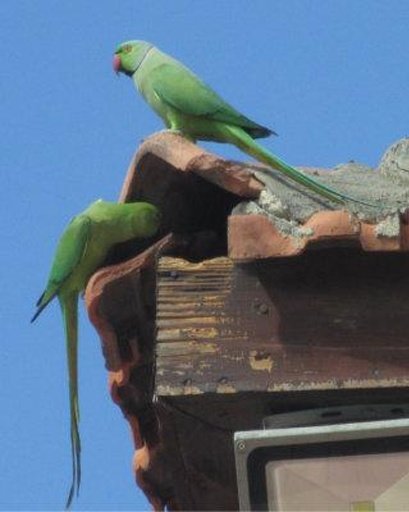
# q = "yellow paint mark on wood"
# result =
<box><xmin>157</xmin><ymin>316</ymin><xmax>220</xmax><ymax>327</ymax></box>
<box><xmin>216</xmin><ymin>382</ymin><xmax>237</xmax><ymax>394</ymax></box>
<box><xmin>157</xmin><ymin>327</ymin><xmax>220</xmax><ymax>342</ymax></box>
<box><xmin>156</xmin><ymin>341</ymin><xmax>219</xmax><ymax>357</ymax></box>
<box><xmin>183</xmin><ymin>384</ymin><xmax>203</xmax><ymax>395</ymax></box>
<box><xmin>195</xmin><ymin>342</ymin><xmax>218</xmax><ymax>353</ymax></box>
<box><xmin>249</xmin><ymin>350</ymin><xmax>274</xmax><ymax>372</ymax></box>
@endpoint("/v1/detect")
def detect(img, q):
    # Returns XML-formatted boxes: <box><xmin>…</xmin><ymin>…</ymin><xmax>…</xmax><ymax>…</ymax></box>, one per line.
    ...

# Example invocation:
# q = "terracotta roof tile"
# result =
<box><xmin>85</xmin><ymin>132</ymin><xmax>409</xmax><ymax>510</ymax></box>
<box><xmin>118</xmin><ymin>132</ymin><xmax>409</xmax><ymax>261</ymax></box>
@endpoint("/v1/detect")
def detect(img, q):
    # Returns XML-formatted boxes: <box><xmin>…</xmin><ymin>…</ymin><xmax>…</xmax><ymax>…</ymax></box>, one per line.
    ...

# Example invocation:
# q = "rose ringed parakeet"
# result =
<box><xmin>112</xmin><ymin>40</ymin><xmax>372</xmax><ymax>206</ymax></box>
<box><xmin>31</xmin><ymin>199</ymin><xmax>160</xmax><ymax>508</ymax></box>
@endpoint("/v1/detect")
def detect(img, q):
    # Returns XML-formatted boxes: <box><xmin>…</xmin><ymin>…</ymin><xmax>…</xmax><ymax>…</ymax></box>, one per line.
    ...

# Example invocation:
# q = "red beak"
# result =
<box><xmin>113</xmin><ymin>54</ymin><xmax>121</xmax><ymax>74</ymax></box>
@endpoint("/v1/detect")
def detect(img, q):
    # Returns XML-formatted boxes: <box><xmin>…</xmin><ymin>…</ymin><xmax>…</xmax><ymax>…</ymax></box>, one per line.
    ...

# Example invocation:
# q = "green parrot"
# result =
<box><xmin>31</xmin><ymin>199</ymin><xmax>160</xmax><ymax>508</ymax></box>
<box><xmin>113</xmin><ymin>40</ymin><xmax>371</xmax><ymax>206</ymax></box>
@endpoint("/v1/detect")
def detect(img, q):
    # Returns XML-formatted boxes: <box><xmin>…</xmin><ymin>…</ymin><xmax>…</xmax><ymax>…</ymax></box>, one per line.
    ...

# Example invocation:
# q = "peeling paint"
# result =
<box><xmin>188</xmin><ymin>327</ymin><xmax>220</xmax><ymax>339</ymax></box>
<box><xmin>156</xmin><ymin>369</ymin><xmax>188</xmax><ymax>377</ymax></box>
<box><xmin>193</xmin><ymin>342</ymin><xmax>218</xmax><ymax>353</ymax></box>
<box><xmin>157</xmin><ymin>327</ymin><xmax>220</xmax><ymax>342</ymax></box>
<box><xmin>157</xmin><ymin>316</ymin><xmax>220</xmax><ymax>327</ymax></box>
<box><xmin>183</xmin><ymin>384</ymin><xmax>203</xmax><ymax>395</ymax></box>
<box><xmin>156</xmin><ymin>384</ymin><xmax>203</xmax><ymax>396</ymax></box>
<box><xmin>249</xmin><ymin>350</ymin><xmax>274</xmax><ymax>372</ymax></box>
<box><xmin>156</xmin><ymin>385</ymin><xmax>184</xmax><ymax>396</ymax></box>
<box><xmin>266</xmin><ymin>377</ymin><xmax>409</xmax><ymax>392</ymax></box>
<box><xmin>216</xmin><ymin>382</ymin><xmax>237</xmax><ymax>394</ymax></box>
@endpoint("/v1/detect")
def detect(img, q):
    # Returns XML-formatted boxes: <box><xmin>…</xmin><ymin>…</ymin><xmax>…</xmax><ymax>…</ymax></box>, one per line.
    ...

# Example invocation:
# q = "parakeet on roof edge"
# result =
<box><xmin>31</xmin><ymin>199</ymin><xmax>160</xmax><ymax>508</ymax></box>
<box><xmin>113</xmin><ymin>40</ymin><xmax>374</xmax><ymax>207</ymax></box>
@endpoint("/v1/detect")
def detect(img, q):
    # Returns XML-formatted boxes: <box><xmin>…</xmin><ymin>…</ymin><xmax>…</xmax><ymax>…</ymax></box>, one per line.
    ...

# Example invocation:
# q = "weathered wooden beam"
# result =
<box><xmin>155</xmin><ymin>249</ymin><xmax>409</xmax><ymax>397</ymax></box>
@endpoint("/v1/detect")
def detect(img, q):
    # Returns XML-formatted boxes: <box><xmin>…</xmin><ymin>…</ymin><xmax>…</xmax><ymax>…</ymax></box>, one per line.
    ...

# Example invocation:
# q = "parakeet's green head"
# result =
<box><xmin>129</xmin><ymin>202</ymin><xmax>161</xmax><ymax>238</ymax></box>
<box><xmin>113</xmin><ymin>40</ymin><xmax>153</xmax><ymax>76</ymax></box>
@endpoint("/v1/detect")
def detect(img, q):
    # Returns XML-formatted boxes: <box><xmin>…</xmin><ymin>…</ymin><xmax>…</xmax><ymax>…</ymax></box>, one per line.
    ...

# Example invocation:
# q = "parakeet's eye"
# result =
<box><xmin>123</xmin><ymin>44</ymin><xmax>133</xmax><ymax>53</ymax></box>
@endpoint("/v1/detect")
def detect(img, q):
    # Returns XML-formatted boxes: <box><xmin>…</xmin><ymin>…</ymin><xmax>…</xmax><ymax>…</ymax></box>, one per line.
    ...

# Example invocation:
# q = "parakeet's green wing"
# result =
<box><xmin>32</xmin><ymin>216</ymin><xmax>91</xmax><ymax>321</ymax></box>
<box><xmin>49</xmin><ymin>215</ymin><xmax>91</xmax><ymax>286</ymax></box>
<box><xmin>150</xmin><ymin>63</ymin><xmax>273</xmax><ymax>138</ymax></box>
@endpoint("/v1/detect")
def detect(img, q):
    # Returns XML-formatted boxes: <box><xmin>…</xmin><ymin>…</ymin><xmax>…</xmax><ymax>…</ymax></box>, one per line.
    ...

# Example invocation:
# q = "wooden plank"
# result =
<box><xmin>155</xmin><ymin>249</ymin><xmax>409</xmax><ymax>396</ymax></box>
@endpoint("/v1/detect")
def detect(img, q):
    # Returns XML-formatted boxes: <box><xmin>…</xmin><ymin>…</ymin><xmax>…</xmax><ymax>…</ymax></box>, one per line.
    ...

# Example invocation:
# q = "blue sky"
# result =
<box><xmin>2</xmin><ymin>0</ymin><xmax>409</xmax><ymax>509</ymax></box>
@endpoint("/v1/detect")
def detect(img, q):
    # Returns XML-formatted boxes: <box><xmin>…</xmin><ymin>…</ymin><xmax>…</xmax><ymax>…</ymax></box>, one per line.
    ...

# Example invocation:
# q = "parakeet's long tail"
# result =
<box><xmin>223</xmin><ymin>125</ymin><xmax>375</xmax><ymax>206</ymax></box>
<box><xmin>59</xmin><ymin>293</ymin><xmax>81</xmax><ymax>510</ymax></box>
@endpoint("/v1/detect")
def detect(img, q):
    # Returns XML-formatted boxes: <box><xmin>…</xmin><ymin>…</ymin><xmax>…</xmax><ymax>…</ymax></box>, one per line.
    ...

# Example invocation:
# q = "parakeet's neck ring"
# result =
<box><xmin>133</xmin><ymin>44</ymin><xmax>154</xmax><ymax>73</ymax></box>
